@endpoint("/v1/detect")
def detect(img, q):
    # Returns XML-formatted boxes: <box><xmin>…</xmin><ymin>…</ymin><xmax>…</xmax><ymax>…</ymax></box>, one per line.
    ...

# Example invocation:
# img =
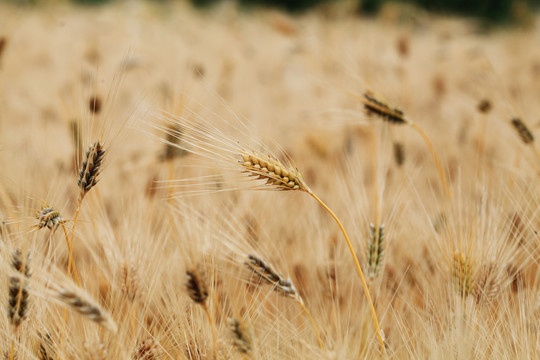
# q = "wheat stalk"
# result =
<box><xmin>367</xmin><ymin>224</ymin><xmax>385</xmax><ymax>279</ymax></box>
<box><xmin>245</xmin><ymin>254</ymin><xmax>323</xmax><ymax>349</ymax></box>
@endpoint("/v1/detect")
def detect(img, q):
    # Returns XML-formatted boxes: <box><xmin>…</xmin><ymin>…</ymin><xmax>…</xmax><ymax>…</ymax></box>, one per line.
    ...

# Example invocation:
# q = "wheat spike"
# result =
<box><xmin>511</xmin><ymin>118</ymin><xmax>535</xmax><ymax>144</ymax></box>
<box><xmin>186</xmin><ymin>268</ymin><xmax>209</xmax><ymax>304</ymax></box>
<box><xmin>362</xmin><ymin>91</ymin><xmax>407</xmax><ymax>125</ymax></box>
<box><xmin>57</xmin><ymin>289</ymin><xmax>117</xmax><ymax>333</ymax></box>
<box><xmin>8</xmin><ymin>249</ymin><xmax>31</xmax><ymax>328</ymax></box>
<box><xmin>245</xmin><ymin>254</ymin><xmax>300</xmax><ymax>301</ymax></box>
<box><xmin>227</xmin><ymin>318</ymin><xmax>252</xmax><ymax>355</ymax></box>
<box><xmin>78</xmin><ymin>142</ymin><xmax>105</xmax><ymax>196</ymax></box>
<box><xmin>239</xmin><ymin>151</ymin><xmax>308</xmax><ymax>192</ymax></box>
<box><xmin>452</xmin><ymin>252</ymin><xmax>474</xmax><ymax>298</ymax></box>
<box><xmin>35</xmin><ymin>206</ymin><xmax>66</xmax><ymax>231</ymax></box>
<box><xmin>367</xmin><ymin>224</ymin><xmax>385</xmax><ymax>279</ymax></box>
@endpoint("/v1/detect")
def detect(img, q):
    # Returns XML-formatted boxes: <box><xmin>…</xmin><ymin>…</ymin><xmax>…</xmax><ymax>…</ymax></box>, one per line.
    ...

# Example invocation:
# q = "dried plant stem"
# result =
<box><xmin>61</xmin><ymin>223</ymin><xmax>80</xmax><ymax>286</ymax></box>
<box><xmin>409</xmin><ymin>122</ymin><xmax>451</xmax><ymax>199</ymax></box>
<box><xmin>68</xmin><ymin>196</ymin><xmax>84</xmax><ymax>286</ymax></box>
<box><xmin>202</xmin><ymin>303</ymin><xmax>218</xmax><ymax>360</ymax></box>
<box><xmin>297</xmin><ymin>299</ymin><xmax>323</xmax><ymax>349</ymax></box>
<box><xmin>308</xmin><ymin>192</ymin><xmax>385</xmax><ymax>355</ymax></box>
<box><xmin>9</xmin><ymin>339</ymin><xmax>14</xmax><ymax>360</ymax></box>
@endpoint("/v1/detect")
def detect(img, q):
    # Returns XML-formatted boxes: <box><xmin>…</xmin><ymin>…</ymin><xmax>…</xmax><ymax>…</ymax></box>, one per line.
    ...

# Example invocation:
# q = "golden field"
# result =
<box><xmin>0</xmin><ymin>1</ymin><xmax>539</xmax><ymax>359</ymax></box>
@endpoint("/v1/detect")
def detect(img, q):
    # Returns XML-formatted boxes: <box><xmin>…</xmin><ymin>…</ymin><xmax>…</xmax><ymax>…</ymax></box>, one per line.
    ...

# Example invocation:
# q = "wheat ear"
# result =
<box><xmin>186</xmin><ymin>268</ymin><xmax>218</xmax><ymax>360</ymax></box>
<box><xmin>57</xmin><ymin>289</ymin><xmax>117</xmax><ymax>333</ymax></box>
<box><xmin>245</xmin><ymin>254</ymin><xmax>323</xmax><ymax>349</ymax></box>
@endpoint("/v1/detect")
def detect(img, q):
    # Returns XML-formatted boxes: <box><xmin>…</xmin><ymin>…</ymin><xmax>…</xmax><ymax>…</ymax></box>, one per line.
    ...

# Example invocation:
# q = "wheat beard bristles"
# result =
<box><xmin>239</xmin><ymin>151</ymin><xmax>306</xmax><ymax>191</ymax></box>
<box><xmin>8</xmin><ymin>249</ymin><xmax>31</xmax><ymax>328</ymax></box>
<box><xmin>78</xmin><ymin>142</ymin><xmax>105</xmax><ymax>196</ymax></box>
<box><xmin>363</xmin><ymin>91</ymin><xmax>407</xmax><ymax>125</ymax></box>
<box><xmin>511</xmin><ymin>118</ymin><xmax>535</xmax><ymax>144</ymax></box>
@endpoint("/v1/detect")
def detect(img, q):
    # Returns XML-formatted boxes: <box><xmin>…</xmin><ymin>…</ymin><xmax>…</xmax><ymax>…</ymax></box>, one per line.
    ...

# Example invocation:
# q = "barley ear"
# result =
<box><xmin>367</xmin><ymin>224</ymin><xmax>385</xmax><ymax>279</ymax></box>
<box><xmin>78</xmin><ymin>142</ymin><xmax>105</xmax><ymax>197</ymax></box>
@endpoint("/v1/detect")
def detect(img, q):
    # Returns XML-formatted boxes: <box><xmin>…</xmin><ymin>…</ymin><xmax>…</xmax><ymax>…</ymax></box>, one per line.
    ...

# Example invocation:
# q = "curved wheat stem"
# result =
<box><xmin>308</xmin><ymin>192</ymin><xmax>386</xmax><ymax>354</ymax></box>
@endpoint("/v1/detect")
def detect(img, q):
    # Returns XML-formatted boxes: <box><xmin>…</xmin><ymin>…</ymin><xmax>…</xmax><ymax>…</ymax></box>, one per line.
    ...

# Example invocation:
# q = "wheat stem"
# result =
<box><xmin>297</xmin><ymin>299</ymin><xmax>323</xmax><ymax>349</ymax></box>
<box><xmin>9</xmin><ymin>339</ymin><xmax>14</xmax><ymax>360</ymax></box>
<box><xmin>202</xmin><ymin>303</ymin><xmax>218</xmax><ymax>360</ymax></box>
<box><xmin>68</xmin><ymin>196</ymin><xmax>84</xmax><ymax>286</ymax></box>
<box><xmin>308</xmin><ymin>191</ymin><xmax>386</xmax><ymax>355</ymax></box>
<box><xmin>61</xmin><ymin>223</ymin><xmax>80</xmax><ymax>287</ymax></box>
<box><xmin>409</xmin><ymin>122</ymin><xmax>451</xmax><ymax>199</ymax></box>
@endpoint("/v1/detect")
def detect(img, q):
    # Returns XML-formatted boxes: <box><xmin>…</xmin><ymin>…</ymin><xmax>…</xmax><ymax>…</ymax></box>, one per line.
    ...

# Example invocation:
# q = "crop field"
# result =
<box><xmin>0</xmin><ymin>1</ymin><xmax>539</xmax><ymax>359</ymax></box>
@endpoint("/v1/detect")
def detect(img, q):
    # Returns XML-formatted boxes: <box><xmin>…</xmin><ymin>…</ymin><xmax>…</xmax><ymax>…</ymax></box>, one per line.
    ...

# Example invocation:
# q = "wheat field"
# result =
<box><xmin>0</xmin><ymin>1</ymin><xmax>539</xmax><ymax>359</ymax></box>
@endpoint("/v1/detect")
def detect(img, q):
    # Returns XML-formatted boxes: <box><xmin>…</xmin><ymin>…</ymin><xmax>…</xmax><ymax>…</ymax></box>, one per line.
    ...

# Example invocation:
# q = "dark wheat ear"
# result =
<box><xmin>362</xmin><ymin>91</ymin><xmax>407</xmax><ymax>125</ymax></box>
<box><xmin>245</xmin><ymin>254</ymin><xmax>300</xmax><ymax>301</ymax></box>
<box><xmin>8</xmin><ymin>249</ymin><xmax>31</xmax><ymax>328</ymax></box>
<box><xmin>185</xmin><ymin>268</ymin><xmax>209</xmax><ymax>304</ymax></box>
<box><xmin>511</xmin><ymin>118</ymin><xmax>535</xmax><ymax>144</ymax></box>
<box><xmin>78</xmin><ymin>142</ymin><xmax>105</xmax><ymax>197</ymax></box>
